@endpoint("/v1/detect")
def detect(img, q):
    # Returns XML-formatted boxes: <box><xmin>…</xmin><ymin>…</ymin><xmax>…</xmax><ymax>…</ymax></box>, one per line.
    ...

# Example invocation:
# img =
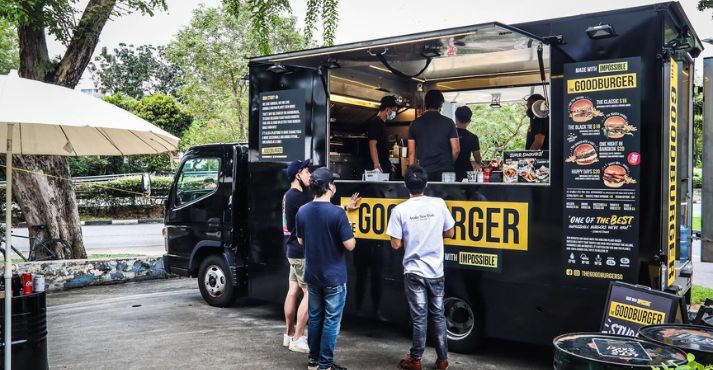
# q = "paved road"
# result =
<box><xmin>9</xmin><ymin>223</ymin><xmax>165</xmax><ymax>257</ymax></box>
<box><xmin>47</xmin><ymin>278</ymin><xmax>552</xmax><ymax>370</ymax></box>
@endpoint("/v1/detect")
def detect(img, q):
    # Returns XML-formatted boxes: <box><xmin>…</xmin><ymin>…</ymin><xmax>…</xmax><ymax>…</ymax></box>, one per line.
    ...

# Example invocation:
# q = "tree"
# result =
<box><xmin>0</xmin><ymin>0</ymin><xmax>167</xmax><ymax>259</ymax></box>
<box><xmin>167</xmin><ymin>5</ymin><xmax>306</xmax><ymax>143</ymax></box>
<box><xmin>222</xmin><ymin>0</ymin><xmax>338</xmax><ymax>54</ymax></box>
<box><xmin>467</xmin><ymin>103</ymin><xmax>529</xmax><ymax>160</ymax></box>
<box><xmin>88</xmin><ymin>43</ymin><xmax>183</xmax><ymax>99</ymax></box>
<box><xmin>0</xmin><ymin>19</ymin><xmax>19</xmax><ymax>74</ymax></box>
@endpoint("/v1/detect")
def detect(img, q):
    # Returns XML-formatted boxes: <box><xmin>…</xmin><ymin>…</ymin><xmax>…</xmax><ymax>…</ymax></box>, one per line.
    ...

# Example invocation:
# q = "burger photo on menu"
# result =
<box><xmin>602</xmin><ymin>163</ymin><xmax>637</xmax><ymax>188</ymax></box>
<box><xmin>566</xmin><ymin>142</ymin><xmax>598</xmax><ymax>165</ymax></box>
<box><xmin>602</xmin><ymin>114</ymin><xmax>637</xmax><ymax>139</ymax></box>
<box><xmin>568</xmin><ymin>97</ymin><xmax>604</xmax><ymax>123</ymax></box>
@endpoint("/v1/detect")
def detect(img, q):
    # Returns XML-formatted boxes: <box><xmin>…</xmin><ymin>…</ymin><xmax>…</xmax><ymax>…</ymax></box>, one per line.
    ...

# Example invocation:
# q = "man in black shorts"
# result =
<box><xmin>453</xmin><ymin>106</ymin><xmax>482</xmax><ymax>181</ymax></box>
<box><xmin>408</xmin><ymin>90</ymin><xmax>460</xmax><ymax>182</ymax></box>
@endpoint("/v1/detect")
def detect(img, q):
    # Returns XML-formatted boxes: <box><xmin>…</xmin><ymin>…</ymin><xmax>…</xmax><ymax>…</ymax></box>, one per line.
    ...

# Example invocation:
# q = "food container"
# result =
<box><xmin>553</xmin><ymin>332</ymin><xmax>687</xmax><ymax>369</ymax></box>
<box><xmin>441</xmin><ymin>172</ymin><xmax>456</xmax><ymax>183</ymax></box>
<box><xmin>639</xmin><ymin>324</ymin><xmax>713</xmax><ymax>365</ymax></box>
<box><xmin>33</xmin><ymin>275</ymin><xmax>45</xmax><ymax>293</ymax></box>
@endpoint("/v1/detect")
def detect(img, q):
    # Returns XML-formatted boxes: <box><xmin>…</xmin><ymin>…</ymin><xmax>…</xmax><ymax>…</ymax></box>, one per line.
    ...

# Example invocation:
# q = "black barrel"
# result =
<box><xmin>0</xmin><ymin>291</ymin><xmax>48</xmax><ymax>370</ymax></box>
<box><xmin>553</xmin><ymin>333</ymin><xmax>687</xmax><ymax>369</ymax></box>
<box><xmin>639</xmin><ymin>324</ymin><xmax>713</xmax><ymax>366</ymax></box>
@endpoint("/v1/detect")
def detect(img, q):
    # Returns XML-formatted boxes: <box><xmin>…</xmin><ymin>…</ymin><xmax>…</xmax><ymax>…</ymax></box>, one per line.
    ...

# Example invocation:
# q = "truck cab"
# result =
<box><xmin>163</xmin><ymin>143</ymin><xmax>249</xmax><ymax>306</ymax></box>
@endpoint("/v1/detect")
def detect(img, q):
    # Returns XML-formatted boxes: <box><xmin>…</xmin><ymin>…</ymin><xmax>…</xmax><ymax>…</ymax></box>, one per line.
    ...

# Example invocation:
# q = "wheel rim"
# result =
<box><xmin>444</xmin><ymin>297</ymin><xmax>475</xmax><ymax>340</ymax></box>
<box><xmin>203</xmin><ymin>264</ymin><xmax>226</xmax><ymax>298</ymax></box>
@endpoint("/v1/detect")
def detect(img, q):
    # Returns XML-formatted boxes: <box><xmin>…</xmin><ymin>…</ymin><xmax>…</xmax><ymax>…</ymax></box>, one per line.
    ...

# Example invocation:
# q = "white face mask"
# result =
<box><xmin>386</xmin><ymin>111</ymin><xmax>397</xmax><ymax>121</ymax></box>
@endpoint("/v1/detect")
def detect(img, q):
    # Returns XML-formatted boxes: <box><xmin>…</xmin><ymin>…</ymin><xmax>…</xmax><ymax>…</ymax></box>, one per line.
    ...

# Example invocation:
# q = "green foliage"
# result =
<box><xmin>132</xmin><ymin>92</ymin><xmax>192</xmax><ymax>137</ymax></box>
<box><xmin>166</xmin><ymin>5</ymin><xmax>305</xmax><ymax>145</ymax></box>
<box><xmin>694</xmin><ymin>167</ymin><xmax>702</xmax><ymax>189</ymax></box>
<box><xmin>222</xmin><ymin>0</ymin><xmax>337</xmax><ymax>52</ymax></box>
<box><xmin>466</xmin><ymin>103</ymin><xmax>529</xmax><ymax>159</ymax></box>
<box><xmin>88</xmin><ymin>43</ymin><xmax>183</xmax><ymax>99</ymax></box>
<box><xmin>0</xmin><ymin>19</ymin><xmax>19</xmax><ymax>74</ymax></box>
<box><xmin>693</xmin><ymin>284</ymin><xmax>713</xmax><ymax>305</ymax></box>
<box><xmin>68</xmin><ymin>154</ymin><xmax>174</xmax><ymax>176</ymax></box>
<box><xmin>694</xmin><ymin>89</ymin><xmax>703</xmax><ymax>167</ymax></box>
<box><xmin>0</xmin><ymin>0</ymin><xmax>167</xmax><ymax>44</ymax></box>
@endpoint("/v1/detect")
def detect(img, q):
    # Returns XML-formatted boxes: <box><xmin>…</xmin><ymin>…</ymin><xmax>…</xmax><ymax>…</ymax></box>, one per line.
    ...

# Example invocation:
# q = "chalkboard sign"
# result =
<box><xmin>593</xmin><ymin>338</ymin><xmax>651</xmax><ymax>361</ymax></box>
<box><xmin>601</xmin><ymin>281</ymin><xmax>687</xmax><ymax>337</ymax></box>
<box><xmin>258</xmin><ymin>89</ymin><xmax>307</xmax><ymax>162</ymax></box>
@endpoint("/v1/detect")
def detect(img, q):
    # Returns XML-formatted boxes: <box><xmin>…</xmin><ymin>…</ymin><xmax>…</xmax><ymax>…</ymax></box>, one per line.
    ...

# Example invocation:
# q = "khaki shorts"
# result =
<box><xmin>288</xmin><ymin>258</ymin><xmax>307</xmax><ymax>288</ymax></box>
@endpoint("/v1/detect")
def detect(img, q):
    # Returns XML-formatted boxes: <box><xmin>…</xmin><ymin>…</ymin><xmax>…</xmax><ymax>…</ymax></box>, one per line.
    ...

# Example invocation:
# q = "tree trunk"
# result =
<box><xmin>7</xmin><ymin>156</ymin><xmax>85</xmax><ymax>259</ymax></box>
<box><xmin>12</xmin><ymin>0</ymin><xmax>119</xmax><ymax>259</ymax></box>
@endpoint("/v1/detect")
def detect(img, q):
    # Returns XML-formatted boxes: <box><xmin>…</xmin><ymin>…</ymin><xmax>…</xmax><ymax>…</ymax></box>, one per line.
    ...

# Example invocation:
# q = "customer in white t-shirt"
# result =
<box><xmin>386</xmin><ymin>165</ymin><xmax>455</xmax><ymax>370</ymax></box>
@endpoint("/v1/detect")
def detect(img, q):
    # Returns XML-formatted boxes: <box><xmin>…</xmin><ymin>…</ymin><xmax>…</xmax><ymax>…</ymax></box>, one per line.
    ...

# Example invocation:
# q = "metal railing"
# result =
<box><xmin>0</xmin><ymin>172</ymin><xmax>175</xmax><ymax>186</ymax></box>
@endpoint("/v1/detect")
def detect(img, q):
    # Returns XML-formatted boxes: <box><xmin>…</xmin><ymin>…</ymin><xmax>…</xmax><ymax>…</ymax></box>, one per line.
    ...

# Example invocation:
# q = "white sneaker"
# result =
<box><xmin>289</xmin><ymin>335</ymin><xmax>309</xmax><ymax>353</ymax></box>
<box><xmin>283</xmin><ymin>334</ymin><xmax>291</xmax><ymax>347</ymax></box>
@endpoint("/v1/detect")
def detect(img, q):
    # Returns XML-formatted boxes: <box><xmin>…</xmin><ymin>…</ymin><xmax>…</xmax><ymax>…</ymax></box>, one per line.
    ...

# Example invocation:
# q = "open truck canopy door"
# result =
<box><xmin>249</xmin><ymin>22</ymin><xmax>550</xmax><ymax>166</ymax></box>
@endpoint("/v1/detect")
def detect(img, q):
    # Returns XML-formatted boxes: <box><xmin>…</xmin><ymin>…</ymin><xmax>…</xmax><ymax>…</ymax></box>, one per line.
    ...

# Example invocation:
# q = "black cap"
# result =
<box><xmin>310</xmin><ymin>167</ymin><xmax>336</xmax><ymax>185</ymax></box>
<box><xmin>287</xmin><ymin>159</ymin><xmax>311</xmax><ymax>181</ymax></box>
<box><xmin>379</xmin><ymin>95</ymin><xmax>399</xmax><ymax>110</ymax></box>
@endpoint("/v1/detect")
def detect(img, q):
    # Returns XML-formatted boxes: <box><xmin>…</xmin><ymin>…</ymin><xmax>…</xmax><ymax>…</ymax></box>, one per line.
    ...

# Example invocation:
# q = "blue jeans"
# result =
<box><xmin>308</xmin><ymin>284</ymin><xmax>347</xmax><ymax>369</ymax></box>
<box><xmin>404</xmin><ymin>273</ymin><xmax>448</xmax><ymax>361</ymax></box>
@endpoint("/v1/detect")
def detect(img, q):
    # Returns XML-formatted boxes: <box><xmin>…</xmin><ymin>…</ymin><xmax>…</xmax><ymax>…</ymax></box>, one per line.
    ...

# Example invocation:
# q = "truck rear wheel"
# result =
<box><xmin>198</xmin><ymin>254</ymin><xmax>236</xmax><ymax>307</ymax></box>
<box><xmin>444</xmin><ymin>296</ymin><xmax>483</xmax><ymax>353</ymax></box>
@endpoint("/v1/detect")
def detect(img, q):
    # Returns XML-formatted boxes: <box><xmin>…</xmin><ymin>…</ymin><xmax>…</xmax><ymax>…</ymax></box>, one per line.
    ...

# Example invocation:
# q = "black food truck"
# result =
<box><xmin>163</xmin><ymin>2</ymin><xmax>699</xmax><ymax>350</ymax></box>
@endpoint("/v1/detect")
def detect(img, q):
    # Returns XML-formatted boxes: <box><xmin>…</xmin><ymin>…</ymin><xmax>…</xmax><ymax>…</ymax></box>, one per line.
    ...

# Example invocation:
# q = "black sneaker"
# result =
<box><xmin>307</xmin><ymin>359</ymin><xmax>318</xmax><ymax>370</ymax></box>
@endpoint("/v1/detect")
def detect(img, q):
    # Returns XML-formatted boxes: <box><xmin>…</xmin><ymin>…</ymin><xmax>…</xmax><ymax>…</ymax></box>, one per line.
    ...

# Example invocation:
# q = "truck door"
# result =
<box><xmin>245</xmin><ymin>63</ymin><xmax>328</xmax><ymax>272</ymax></box>
<box><xmin>164</xmin><ymin>147</ymin><xmax>231</xmax><ymax>275</ymax></box>
<box><xmin>662</xmin><ymin>54</ymin><xmax>694</xmax><ymax>293</ymax></box>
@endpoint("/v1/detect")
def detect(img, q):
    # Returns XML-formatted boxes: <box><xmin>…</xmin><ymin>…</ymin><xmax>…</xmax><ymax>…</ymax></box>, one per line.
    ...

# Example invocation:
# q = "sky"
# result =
<box><xmin>51</xmin><ymin>0</ymin><xmax>713</xmax><ymax>89</ymax></box>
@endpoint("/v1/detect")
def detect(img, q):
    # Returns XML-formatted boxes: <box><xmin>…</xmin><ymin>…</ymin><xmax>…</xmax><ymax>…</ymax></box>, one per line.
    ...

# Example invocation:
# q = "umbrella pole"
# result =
<box><xmin>4</xmin><ymin>123</ymin><xmax>12</xmax><ymax>369</ymax></box>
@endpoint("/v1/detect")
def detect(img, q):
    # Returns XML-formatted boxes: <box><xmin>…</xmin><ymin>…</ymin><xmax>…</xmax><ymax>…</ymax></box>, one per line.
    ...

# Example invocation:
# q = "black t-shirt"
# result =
<box><xmin>408</xmin><ymin>111</ymin><xmax>459</xmax><ymax>174</ymax></box>
<box><xmin>366</xmin><ymin>115</ymin><xmax>391</xmax><ymax>173</ymax></box>
<box><xmin>526</xmin><ymin>116</ymin><xmax>549</xmax><ymax>150</ymax></box>
<box><xmin>282</xmin><ymin>188</ymin><xmax>312</xmax><ymax>259</ymax></box>
<box><xmin>296</xmin><ymin>202</ymin><xmax>354</xmax><ymax>287</ymax></box>
<box><xmin>454</xmin><ymin>128</ymin><xmax>480</xmax><ymax>180</ymax></box>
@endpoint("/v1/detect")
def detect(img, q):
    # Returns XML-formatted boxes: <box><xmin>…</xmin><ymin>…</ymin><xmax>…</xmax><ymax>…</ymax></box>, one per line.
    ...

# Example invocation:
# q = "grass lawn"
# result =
<box><xmin>694</xmin><ymin>216</ymin><xmax>701</xmax><ymax>231</ymax></box>
<box><xmin>693</xmin><ymin>284</ymin><xmax>713</xmax><ymax>305</ymax></box>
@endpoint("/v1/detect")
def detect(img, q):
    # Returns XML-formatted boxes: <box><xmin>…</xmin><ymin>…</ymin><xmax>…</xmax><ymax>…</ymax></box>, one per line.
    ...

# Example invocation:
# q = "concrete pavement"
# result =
<box><xmin>46</xmin><ymin>278</ymin><xmax>552</xmax><ymax>370</ymax></box>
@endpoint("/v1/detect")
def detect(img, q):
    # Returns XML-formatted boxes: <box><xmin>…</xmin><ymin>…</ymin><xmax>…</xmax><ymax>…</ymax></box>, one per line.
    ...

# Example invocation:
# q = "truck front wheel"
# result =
<box><xmin>444</xmin><ymin>296</ymin><xmax>483</xmax><ymax>353</ymax></box>
<box><xmin>198</xmin><ymin>254</ymin><xmax>236</xmax><ymax>307</ymax></box>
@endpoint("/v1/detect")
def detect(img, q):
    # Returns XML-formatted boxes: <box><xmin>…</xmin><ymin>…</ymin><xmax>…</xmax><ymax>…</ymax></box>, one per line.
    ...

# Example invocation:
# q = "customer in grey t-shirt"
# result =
<box><xmin>386</xmin><ymin>165</ymin><xmax>455</xmax><ymax>370</ymax></box>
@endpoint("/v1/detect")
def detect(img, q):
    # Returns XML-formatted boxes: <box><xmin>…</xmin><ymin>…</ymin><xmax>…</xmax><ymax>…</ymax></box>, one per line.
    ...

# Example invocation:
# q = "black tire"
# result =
<box><xmin>197</xmin><ymin>254</ymin><xmax>236</xmax><ymax>307</ymax></box>
<box><xmin>444</xmin><ymin>296</ymin><xmax>483</xmax><ymax>353</ymax></box>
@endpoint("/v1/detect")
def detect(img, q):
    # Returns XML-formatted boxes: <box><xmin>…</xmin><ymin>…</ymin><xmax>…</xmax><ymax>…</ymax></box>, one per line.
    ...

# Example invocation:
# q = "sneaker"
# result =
<box><xmin>323</xmin><ymin>364</ymin><xmax>347</xmax><ymax>370</ymax></box>
<box><xmin>289</xmin><ymin>335</ymin><xmax>309</xmax><ymax>353</ymax></box>
<box><xmin>307</xmin><ymin>358</ymin><xmax>318</xmax><ymax>370</ymax></box>
<box><xmin>283</xmin><ymin>334</ymin><xmax>291</xmax><ymax>347</ymax></box>
<box><xmin>399</xmin><ymin>354</ymin><xmax>422</xmax><ymax>370</ymax></box>
<box><xmin>435</xmin><ymin>359</ymin><xmax>449</xmax><ymax>370</ymax></box>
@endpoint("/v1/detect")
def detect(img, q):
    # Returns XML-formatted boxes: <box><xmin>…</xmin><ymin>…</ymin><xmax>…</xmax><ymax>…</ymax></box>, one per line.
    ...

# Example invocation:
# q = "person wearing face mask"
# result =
<box><xmin>281</xmin><ymin>159</ymin><xmax>313</xmax><ymax>353</ymax></box>
<box><xmin>367</xmin><ymin>96</ymin><xmax>400</xmax><ymax>175</ymax></box>
<box><xmin>296</xmin><ymin>167</ymin><xmax>357</xmax><ymax>370</ymax></box>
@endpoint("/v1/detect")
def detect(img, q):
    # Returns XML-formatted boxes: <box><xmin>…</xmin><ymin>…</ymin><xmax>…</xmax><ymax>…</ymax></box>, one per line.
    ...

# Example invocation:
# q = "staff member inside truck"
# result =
<box><xmin>525</xmin><ymin>94</ymin><xmax>549</xmax><ymax>150</ymax></box>
<box><xmin>297</xmin><ymin>167</ymin><xmax>356</xmax><ymax>370</ymax></box>
<box><xmin>453</xmin><ymin>106</ymin><xmax>482</xmax><ymax>181</ymax></box>
<box><xmin>408</xmin><ymin>90</ymin><xmax>460</xmax><ymax>182</ymax></box>
<box><xmin>282</xmin><ymin>159</ymin><xmax>312</xmax><ymax>353</ymax></box>
<box><xmin>368</xmin><ymin>95</ymin><xmax>400</xmax><ymax>175</ymax></box>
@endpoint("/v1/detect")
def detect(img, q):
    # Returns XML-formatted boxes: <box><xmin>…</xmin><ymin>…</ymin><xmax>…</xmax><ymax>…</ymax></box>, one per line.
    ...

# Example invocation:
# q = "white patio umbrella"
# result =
<box><xmin>0</xmin><ymin>71</ymin><xmax>179</xmax><ymax>368</ymax></box>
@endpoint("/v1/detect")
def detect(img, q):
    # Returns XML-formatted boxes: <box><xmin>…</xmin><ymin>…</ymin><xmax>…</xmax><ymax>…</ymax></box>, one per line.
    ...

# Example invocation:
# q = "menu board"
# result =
<box><xmin>503</xmin><ymin>150</ymin><xmax>550</xmax><ymax>184</ymax></box>
<box><xmin>601</xmin><ymin>282</ymin><xmax>685</xmax><ymax>337</ymax></box>
<box><xmin>562</xmin><ymin>58</ymin><xmax>641</xmax><ymax>282</ymax></box>
<box><xmin>258</xmin><ymin>89</ymin><xmax>306</xmax><ymax>161</ymax></box>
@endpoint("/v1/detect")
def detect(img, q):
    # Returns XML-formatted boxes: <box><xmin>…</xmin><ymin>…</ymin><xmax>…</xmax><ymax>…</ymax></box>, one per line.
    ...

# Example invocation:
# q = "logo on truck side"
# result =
<box><xmin>340</xmin><ymin>197</ymin><xmax>528</xmax><ymax>251</ymax></box>
<box><xmin>667</xmin><ymin>58</ymin><xmax>678</xmax><ymax>287</ymax></box>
